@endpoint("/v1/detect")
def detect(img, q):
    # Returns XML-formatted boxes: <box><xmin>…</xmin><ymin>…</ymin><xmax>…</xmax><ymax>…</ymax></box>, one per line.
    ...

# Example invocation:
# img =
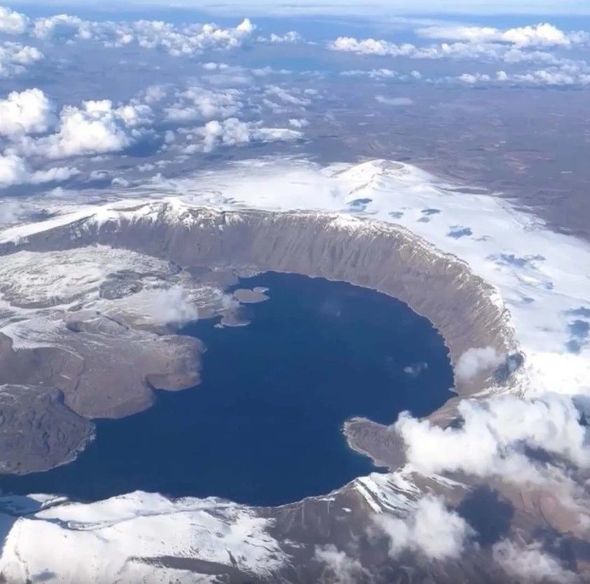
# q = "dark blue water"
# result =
<box><xmin>0</xmin><ymin>273</ymin><xmax>453</xmax><ymax>506</ymax></box>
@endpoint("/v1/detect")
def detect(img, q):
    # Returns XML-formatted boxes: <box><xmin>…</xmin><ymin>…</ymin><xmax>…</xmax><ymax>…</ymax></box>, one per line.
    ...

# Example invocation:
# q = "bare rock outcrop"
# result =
<box><xmin>0</xmin><ymin>384</ymin><xmax>94</xmax><ymax>474</ymax></box>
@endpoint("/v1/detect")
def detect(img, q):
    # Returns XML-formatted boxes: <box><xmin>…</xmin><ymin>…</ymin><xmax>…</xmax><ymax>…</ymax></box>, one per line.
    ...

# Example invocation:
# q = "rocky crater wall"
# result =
<box><xmin>5</xmin><ymin>206</ymin><xmax>517</xmax><ymax>396</ymax></box>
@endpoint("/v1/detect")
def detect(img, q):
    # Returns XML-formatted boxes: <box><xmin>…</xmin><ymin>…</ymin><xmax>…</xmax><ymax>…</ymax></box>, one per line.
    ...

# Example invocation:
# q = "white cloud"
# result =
<box><xmin>288</xmin><ymin>118</ymin><xmax>309</xmax><ymax>128</ymax></box>
<box><xmin>115</xmin><ymin>103</ymin><xmax>153</xmax><ymax>127</ymax></box>
<box><xmin>142</xmin><ymin>84</ymin><xmax>168</xmax><ymax>104</ymax></box>
<box><xmin>329</xmin><ymin>35</ymin><xmax>474</xmax><ymax>59</ymax></box>
<box><xmin>201</xmin><ymin>62</ymin><xmax>229</xmax><ymax>71</ymax></box>
<box><xmin>33</xmin><ymin>13</ymin><xmax>91</xmax><ymax>40</ymax></box>
<box><xmin>29</xmin><ymin>165</ymin><xmax>79</xmax><ymax>184</ymax></box>
<box><xmin>255</xmin><ymin>126</ymin><xmax>303</xmax><ymax>142</ymax></box>
<box><xmin>264</xmin><ymin>85</ymin><xmax>310</xmax><ymax>107</ymax></box>
<box><xmin>251</xmin><ymin>65</ymin><xmax>291</xmax><ymax>77</ymax></box>
<box><xmin>455</xmin><ymin>346</ymin><xmax>504</xmax><ymax>382</ymax></box>
<box><xmin>0</xmin><ymin>42</ymin><xmax>43</xmax><ymax>77</ymax></box>
<box><xmin>127</xmin><ymin>286</ymin><xmax>199</xmax><ymax>327</ymax></box>
<box><xmin>0</xmin><ymin>5</ymin><xmax>28</xmax><ymax>34</ymax></box>
<box><xmin>502</xmin><ymin>64</ymin><xmax>590</xmax><ymax>86</ymax></box>
<box><xmin>493</xmin><ymin>539</ymin><xmax>579</xmax><ymax>583</ymax></box>
<box><xmin>127</xmin><ymin>18</ymin><xmax>255</xmax><ymax>56</ymax></box>
<box><xmin>165</xmin><ymin>86</ymin><xmax>242</xmax><ymax>123</ymax></box>
<box><xmin>329</xmin><ymin>36</ymin><xmax>417</xmax><ymax>57</ymax></box>
<box><xmin>0</xmin><ymin>88</ymin><xmax>55</xmax><ymax>137</ymax></box>
<box><xmin>502</xmin><ymin>23</ymin><xmax>587</xmax><ymax>46</ymax></box>
<box><xmin>330</xmin><ymin>35</ymin><xmax>495</xmax><ymax>60</ymax></box>
<box><xmin>457</xmin><ymin>72</ymin><xmax>492</xmax><ymax>84</ymax></box>
<box><xmin>375</xmin><ymin>95</ymin><xmax>414</xmax><ymax>106</ymax></box>
<box><xmin>314</xmin><ymin>545</ymin><xmax>367</xmax><ymax>583</ymax></box>
<box><xmin>328</xmin><ymin>33</ymin><xmax>569</xmax><ymax>65</ymax></box>
<box><xmin>375</xmin><ymin>496</ymin><xmax>473</xmax><ymax>560</ymax></box>
<box><xmin>200</xmin><ymin>118</ymin><xmax>250</xmax><ymax>152</ymax></box>
<box><xmin>18</xmin><ymin>99</ymin><xmax>152</xmax><ymax>159</ymax></box>
<box><xmin>0</xmin><ymin>152</ymin><xmax>77</xmax><ymax>187</ymax></box>
<box><xmin>341</xmin><ymin>68</ymin><xmax>399</xmax><ymax>80</ymax></box>
<box><xmin>32</xmin><ymin>13</ymin><xmax>256</xmax><ymax>57</ymax></box>
<box><xmin>418</xmin><ymin>23</ymin><xmax>587</xmax><ymax>47</ymax></box>
<box><xmin>419</xmin><ymin>24</ymin><xmax>502</xmax><ymax>43</ymax></box>
<box><xmin>0</xmin><ymin>152</ymin><xmax>26</xmax><ymax>186</ymax></box>
<box><xmin>196</xmin><ymin>118</ymin><xmax>302</xmax><ymax>153</ymax></box>
<box><xmin>260</xmin><ymin>31</ymin><xmax>302</xmax><ymax>44</ymax></box>
<box><xmin>396</xmin><ymin>394</ymin><xmax>590</xmax><ymax>482</ymax></box>
<box><xmin>454</xmin><ymin>62</ymin><xmax>590</xmax><ymax>86</ymax></box>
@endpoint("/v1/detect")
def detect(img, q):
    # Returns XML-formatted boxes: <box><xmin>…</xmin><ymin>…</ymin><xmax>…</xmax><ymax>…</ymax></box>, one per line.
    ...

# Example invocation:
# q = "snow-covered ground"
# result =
<box><xmin>0</xmin><ymin>246</ymin><xmax>170</xmax><ymax>308</ymax></box>
<box><xmin>0</xmin><ymin>493</ymin><xmax>285</xmax><ymax>583</ymax></box>
<box><xmin>0</xmin><ymin>244</ymin><xmax>229</xmax><ymax>348</ymax></box>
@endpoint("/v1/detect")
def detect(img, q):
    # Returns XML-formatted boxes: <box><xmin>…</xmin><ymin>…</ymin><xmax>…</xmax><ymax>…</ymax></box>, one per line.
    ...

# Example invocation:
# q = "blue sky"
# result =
<box><xmin>6</xmin><ymin>0</ymin><xmax>590</xmax><ymax>15</ymax></box>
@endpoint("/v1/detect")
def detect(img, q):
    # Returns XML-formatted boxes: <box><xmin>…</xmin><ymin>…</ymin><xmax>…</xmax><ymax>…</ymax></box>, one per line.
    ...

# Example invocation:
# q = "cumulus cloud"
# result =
<box><xmin>18</xmin><ymin>99</ymin><xmax>152</xmax><ymax>159</ymax></box>
<box><xmin>396</xmin><ymin>394</ymin><xmax>590</xmax><ymax>482</ymax></box>
<box><xmin>196</xmin><ymin>118</ymin><xmax>302</xmax><ymax>153</ymax></box>
<box><xmin>329</xmin><ymin>36</ymin><xmax>417</xmax><ymax>57</ymax></box>
<box><xmin>28</xmin><ymin>165</ymin><xmax>79</xmax><ymax>184</ymax></box>
<box><xmin>455</xmin><ymin>346</ymin><xmax>504</xmax><ymax>382</ymax></box>
<box><xmin>259</xmin><ymin>31</ymin><xmax>302</xmax><ymax>44</ymax></box>
<box><xmin>32</xmin><ymin>13</ymin><xmax>91</xmax><ymax>40</ymax></box>
<box><xmin>32</xmin><ymin>13</ymin><xmax>256</xmax><ymax>57</ymax></box>
<box><xmin>457</xmin><ymin>72</ymin><xmax>492</xmax><ymax>84</ymax></box>
<box><xmin>314</xmin><ymin>545</ymin><xmax>368</xmax><ymax>583</ymax></box>
<box><xmin>418</xmin><ymin>23</ymin><xmax>587</xmax><ymax>47</ymax></box>
<box><xmin>0</xmin><ymin>153</ymin><xmax>25</xmax><ymax>186</ymax></box>
<box><xmin>0</xmin><ymin>88</ymin><xmax>55</xmax><ymax>137</ymax></box>
<box><xmin>329</xmin><ymin>35</ymin><xmax>466</xmax><ymax>59</ymax></box>
<box><xmin>328</xmin><ymin>33</ymin><xmax>569</xmax><ymax>65</ymax></box>
<box><xmin>501</xmin><ymin>64</ymin><xmax>590</xmax><ymax>86</ymax></box>
<box><xmin>330</xmin><ymin>35</ymin><xmax>494</xmax><ymax>60</ymax></box>
<box><xmin>454</xmin><ymin>62</ymin><xmax>590</xmax><ymax>87</ymax></box>
<box><xmin>142</xmin><ymin>84</ymin><xmax>168</xmax><ymax>104</ymax></box>
<box><xmin>126</xmin><ymin>18</ymin><xmax>255</xmax><ymax>56</ymax></box>
<box><xmin>165</xmin><ymin>86</ymin><xmax>242</xmax><ymax>123</ymax></box>
<box><xmin>200</xmin><ymin>118</ymin><xmax>250</xmax><ymax>151</ymax></box>
<box><xmin>493</xmin><ymin>539</ymin><xmax>579</xmax><ymax>583</ymax></box>
<box><xmin>503</xmin><ymin>23</ymin><xmax>587</xmax><ymax>46</ymax></box>
<box><xmin>0</xmin><ymin>6</ymin><xmax>28</xmax><ymax>35</ymax></box>
<box><xmin>0</xmin><ymin>42</ymin><xmax>43</xmax><ymax>77</ymax></box>
<box><xmin>288</xmin><ymin>118</ymin><xmax>309</xmax><ymax>129</ymax></box>
<box><xmin>0</xmin><ymin>153</ymin><xmax>77</xmax><ymax>187</ymax></box>
<box><xmin>342</xmin><ymin>68</ymin><xmax>395</xmax><ymax>79</ymax></box>
<box><xmin>375</xmin><ymin>496</ymin><xmax>473</xmax><ymax>560</ymax></box>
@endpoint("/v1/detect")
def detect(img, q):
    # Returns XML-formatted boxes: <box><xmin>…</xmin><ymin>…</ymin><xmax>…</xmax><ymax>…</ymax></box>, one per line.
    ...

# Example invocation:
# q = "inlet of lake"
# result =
<box><xmin>0</xmin><ymin>272</ymin><xmax>454</xmax><ymax>506</ymax></box>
